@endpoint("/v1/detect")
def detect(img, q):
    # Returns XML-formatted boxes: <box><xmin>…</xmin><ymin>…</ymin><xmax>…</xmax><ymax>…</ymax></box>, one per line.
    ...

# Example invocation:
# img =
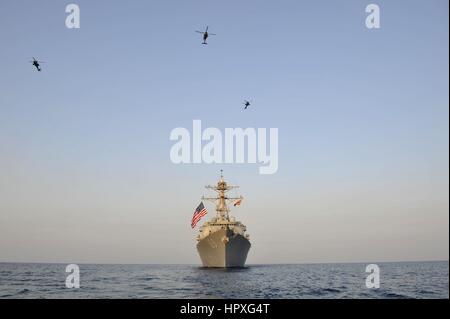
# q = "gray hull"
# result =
<box><xmin>197</xmin><ymin>229</ymin><xmax>251</xmax><ymax>267</ymax></box>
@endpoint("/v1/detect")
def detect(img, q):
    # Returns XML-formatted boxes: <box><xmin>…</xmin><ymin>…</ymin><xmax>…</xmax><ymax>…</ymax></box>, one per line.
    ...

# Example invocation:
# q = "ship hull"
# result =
<box><xmin>197</xmin><ymin>229</ymin><xmax>251</xmax><ymax>267</ymax></box>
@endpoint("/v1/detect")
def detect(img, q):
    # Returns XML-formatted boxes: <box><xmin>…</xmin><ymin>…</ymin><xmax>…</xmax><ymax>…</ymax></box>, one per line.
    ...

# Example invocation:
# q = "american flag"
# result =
<box><xmin>191</xmin><ymin>202</ymin><xmax>207</xmax><ymax>228</ymax></box>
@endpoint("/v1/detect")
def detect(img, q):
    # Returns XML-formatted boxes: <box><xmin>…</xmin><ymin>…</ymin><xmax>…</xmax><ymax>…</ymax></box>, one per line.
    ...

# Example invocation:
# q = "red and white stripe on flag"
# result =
<box><xmin>191</xmin><ymin>202</ymin><xmax>207</xmax><ymax>228</ymax></box>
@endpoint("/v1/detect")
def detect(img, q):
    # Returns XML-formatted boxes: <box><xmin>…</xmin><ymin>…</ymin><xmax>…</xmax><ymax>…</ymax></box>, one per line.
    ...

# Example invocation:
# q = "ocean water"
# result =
<box><xmin>0</xmin><ymin>261</ymin><xmax>448</xmax><ymax>299</ymax></box>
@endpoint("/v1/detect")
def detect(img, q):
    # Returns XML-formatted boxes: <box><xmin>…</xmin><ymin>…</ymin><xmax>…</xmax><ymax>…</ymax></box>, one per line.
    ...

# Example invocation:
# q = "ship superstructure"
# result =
<box><xmin>196</xmin><ymin>172</ymin><xmax>251</xmax><ymax>267</ymax></box>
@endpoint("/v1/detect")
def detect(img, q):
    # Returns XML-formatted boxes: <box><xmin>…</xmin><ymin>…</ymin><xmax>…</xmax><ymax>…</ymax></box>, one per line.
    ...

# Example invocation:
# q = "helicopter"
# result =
<box><xmin>195</xmin><ymin>26</ymin><xmax>216</xmax><ymax>44</ymax></box>
<box><xmin>243</xmin><ymin>100</ymin><xmax>252</xmax><ymax>109</ymax></box>
<box><xmin>29</xmin><ymin>57</ymin><xmax>44</xmax><ymax>71</ymax></box>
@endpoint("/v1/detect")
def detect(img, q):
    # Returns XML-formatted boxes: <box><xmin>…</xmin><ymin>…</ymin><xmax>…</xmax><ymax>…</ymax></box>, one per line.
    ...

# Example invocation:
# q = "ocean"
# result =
<box><xmin>0</xmin><ymin>261</ymin><xmax>448</xmax><ymax>299</ymax></box>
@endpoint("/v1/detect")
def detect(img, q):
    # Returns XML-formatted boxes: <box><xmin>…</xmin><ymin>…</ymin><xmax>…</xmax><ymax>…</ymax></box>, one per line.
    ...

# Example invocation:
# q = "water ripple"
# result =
<box><xmin>0</xmin><ymin>262</ymin><xmax>447</xmax><ymax>299</ymax></box>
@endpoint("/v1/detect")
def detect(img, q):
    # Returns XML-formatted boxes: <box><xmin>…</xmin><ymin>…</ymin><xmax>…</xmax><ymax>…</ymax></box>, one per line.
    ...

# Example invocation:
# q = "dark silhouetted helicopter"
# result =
<box><xmin>29</xmin><ymin>57</ymin><xmax>44</xmax><ymax>71</ymax></box>
<box><xmin>243</xmin><ymin>100</ymin><xmax>251</xmax><ymax>109</ymax></box>
<box><xmin>195</xmin><ymin>26</ymin><xmax>216</xmax><ymax>44</ymax></box>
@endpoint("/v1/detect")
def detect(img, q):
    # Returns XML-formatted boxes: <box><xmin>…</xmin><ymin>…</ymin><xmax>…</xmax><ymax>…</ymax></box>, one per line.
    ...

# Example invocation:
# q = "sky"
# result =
<box><xmin>0</xmin><ymin>0</ymin><xmax>448</xmax><ymax>264</ymax></box>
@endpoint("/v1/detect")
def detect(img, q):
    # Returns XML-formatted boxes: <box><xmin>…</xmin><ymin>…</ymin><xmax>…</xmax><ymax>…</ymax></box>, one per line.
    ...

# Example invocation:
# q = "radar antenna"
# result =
<box><xmin>201</xmin><ymin>170</ymin><xmax>243</xmax><ymax>220</ymax></box>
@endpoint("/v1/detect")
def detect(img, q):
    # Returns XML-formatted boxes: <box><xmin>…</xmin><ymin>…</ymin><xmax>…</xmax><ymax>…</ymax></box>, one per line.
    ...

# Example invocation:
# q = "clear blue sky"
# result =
<box><xmin>0</xmin><ymin>0</ymin><xmax>448</xmax><ymax>263</ymax></box>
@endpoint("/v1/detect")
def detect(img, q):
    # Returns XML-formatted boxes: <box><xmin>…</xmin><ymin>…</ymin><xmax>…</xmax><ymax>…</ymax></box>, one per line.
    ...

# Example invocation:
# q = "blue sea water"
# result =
<box><xmin>0</xmin><ymin>261</ymin><xmax>448</xmax><ymax>299</ymax></box>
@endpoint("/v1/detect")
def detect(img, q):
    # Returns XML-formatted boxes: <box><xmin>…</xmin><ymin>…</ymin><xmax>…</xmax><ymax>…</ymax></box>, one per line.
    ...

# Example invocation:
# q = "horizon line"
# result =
<box><xmin>0</xmin><ymin>259</ymin><xmax>448</xmax><ymax>266</ymax></box>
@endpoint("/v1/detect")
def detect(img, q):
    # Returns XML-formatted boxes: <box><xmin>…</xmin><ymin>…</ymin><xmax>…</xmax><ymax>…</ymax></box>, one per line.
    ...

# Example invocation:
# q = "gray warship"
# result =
<box><xmin>196</xmin><ymin>173</ymin><xmax>251</xmax><ymax>268</ymax></box>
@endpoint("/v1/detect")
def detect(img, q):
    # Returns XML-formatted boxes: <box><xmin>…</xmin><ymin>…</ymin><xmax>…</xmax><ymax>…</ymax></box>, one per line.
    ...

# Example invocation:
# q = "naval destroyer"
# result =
<box><xmin>196</xmin><ymin>173</ymin><xmax>251</xmax><ymax>268</ymax></box>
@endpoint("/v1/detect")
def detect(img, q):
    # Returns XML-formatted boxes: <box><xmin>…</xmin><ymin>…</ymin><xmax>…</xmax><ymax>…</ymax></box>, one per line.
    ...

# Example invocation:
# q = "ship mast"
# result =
<box><xmin>202</xmin><ymin>170</ymin><xmax>243</xmax><ymax>221</ymax></box>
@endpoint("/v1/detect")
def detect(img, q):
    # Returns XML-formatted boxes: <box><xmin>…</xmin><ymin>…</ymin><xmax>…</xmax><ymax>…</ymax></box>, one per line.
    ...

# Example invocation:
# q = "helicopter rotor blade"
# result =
<box><xmin>209</xmin><ymin>33</ymin><xmax>216</xmax><ymax>36</ymax></box>
<box><xmin>195</xmin><ymin>31</ymin><xmax>203</xmax><ymax>33</ymax></box>
<box><xmin>206</xmin><ymin>26</ymin><xmax>209</xmax><ymax>32</ymax></box>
